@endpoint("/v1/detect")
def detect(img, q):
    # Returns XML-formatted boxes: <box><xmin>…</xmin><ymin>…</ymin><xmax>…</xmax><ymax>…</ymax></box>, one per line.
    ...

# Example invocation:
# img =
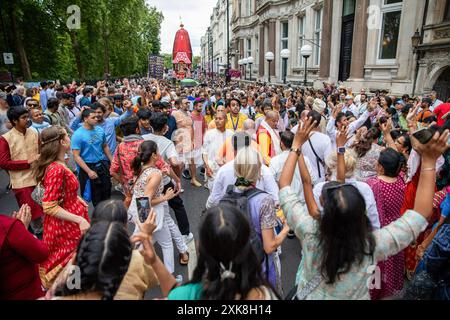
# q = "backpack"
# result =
<box><xmin>219</xmin><ymin>185</ymin><xmax>267</xmax><ymax>265</ymax></box>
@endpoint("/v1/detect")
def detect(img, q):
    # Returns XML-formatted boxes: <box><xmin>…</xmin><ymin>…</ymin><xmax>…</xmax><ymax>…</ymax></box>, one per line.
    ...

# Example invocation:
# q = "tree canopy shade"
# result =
<box><xmin>0</xmin><ymin>0</ymin><xmax>163</xmax><ymax>81</ymax></box>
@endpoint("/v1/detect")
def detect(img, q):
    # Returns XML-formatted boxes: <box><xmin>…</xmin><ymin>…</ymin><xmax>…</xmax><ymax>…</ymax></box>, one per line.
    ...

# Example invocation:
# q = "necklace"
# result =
<box><xmin>230</xmin><ymin>114</ymin><xmax>240</xmax><ymax>131</ymax></box>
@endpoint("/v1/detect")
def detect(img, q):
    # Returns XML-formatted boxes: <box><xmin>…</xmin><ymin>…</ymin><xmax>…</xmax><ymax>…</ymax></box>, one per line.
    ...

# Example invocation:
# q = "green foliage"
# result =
<box><xmin>0</xmin><ymin>0</ymin><xmax>163</xmax><ymax>81</ymax></box>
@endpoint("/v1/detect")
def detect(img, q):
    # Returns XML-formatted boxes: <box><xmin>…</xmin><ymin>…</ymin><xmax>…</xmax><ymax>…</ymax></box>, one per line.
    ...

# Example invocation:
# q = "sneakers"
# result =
<box><xmin>287</xmin><ymin>229</ymin><xmax>295</xmax><ymax>239</ymax></box>
<box><xmin>114</xmin><ymin>184</ymin><xmax>125</xmax><ymax>195</ymax></box>
<box><xmin>183</xmin><ymin>232</ymin><xmax>194</xmax><ymax>244</ymax></box>
<box><xmin>182</xmin><ymin>169</ymin><xmax>192</xmax><ymax>180</ymax></box>
<box><xmin>175</xmin><ymin>274</ymin><xmax>183</xmax><ymax>284</ymax></box>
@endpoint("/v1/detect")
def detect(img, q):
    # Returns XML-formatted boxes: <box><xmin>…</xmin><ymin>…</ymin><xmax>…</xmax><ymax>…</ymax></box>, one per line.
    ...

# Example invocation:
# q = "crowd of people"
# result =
<box><xmin>0</xmin><ymin>77</ymin><xmax>449</xmax><ymax>300</ymax></box>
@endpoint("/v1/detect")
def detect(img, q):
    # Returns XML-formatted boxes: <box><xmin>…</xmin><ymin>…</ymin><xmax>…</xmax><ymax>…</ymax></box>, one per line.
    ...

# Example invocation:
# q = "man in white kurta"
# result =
<box><xmin>202</xmin><ymin>112</ymin><xmax>234</xmax><ymax>190</ymax></box>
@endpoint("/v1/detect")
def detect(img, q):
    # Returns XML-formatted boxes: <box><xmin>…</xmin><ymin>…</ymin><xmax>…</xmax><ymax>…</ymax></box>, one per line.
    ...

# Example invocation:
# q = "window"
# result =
<box><xmin>378</xmin><ymin>0</ymin><xmax>403</xmax><ymax>61</ymax></box>
<box><xmin>298</xmin><ymin>16</ymin><xmax>305</xmax><ymax>66</ymax></box>
<box><xmin>247</xmin><ymin>38</ymin><xmax>252</xmax><ymax>58</ymax></box>
<box><xmin>314</xmin><ymin>8</ymin><xmax>323</xmax><ymax>66</ymax></box>
<box><xmin>281</xmin><ymin>22</ymin><xmax>289</xmax><ymax>50</ymax></box>
<box><xmin>445</xmin><ymin>0</ymin><xmax>450</xmax><ymax>22</ymax></box>
<box><xmin>246</xmin><ymin>0</ymin><xmax>252</xmax><ymax>16</ymax></box>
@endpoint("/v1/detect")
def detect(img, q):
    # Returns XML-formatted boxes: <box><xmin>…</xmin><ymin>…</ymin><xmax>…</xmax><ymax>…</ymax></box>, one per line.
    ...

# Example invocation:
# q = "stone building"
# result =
<box><xmin>200</xmin><ymin>0</ymin><xmax>233</xmax><ymax>77</ymax></box>
<box><xmin>202</xmin><ymin>0</ymin><xmax>450</xmax><ymax>98</ymax></box>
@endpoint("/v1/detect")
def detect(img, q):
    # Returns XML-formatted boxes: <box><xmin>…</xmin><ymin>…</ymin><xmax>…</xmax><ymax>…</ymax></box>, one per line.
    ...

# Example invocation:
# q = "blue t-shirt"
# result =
<box><xmin>71</xmin><ymin>126</ymin><xmax>107</xmax><ymax>163</ymax></box>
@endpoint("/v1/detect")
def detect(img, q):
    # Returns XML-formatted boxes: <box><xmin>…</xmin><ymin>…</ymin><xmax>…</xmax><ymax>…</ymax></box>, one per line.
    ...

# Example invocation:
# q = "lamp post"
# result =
<box><xmin>280</xmin><ymin>49</ymin><xmax>290</xmax><ymax>84</ymax></box>
<box><xmin>411</xmin><ymin>29</ymin><xmax>421</xmax><ymax>97</ymax></box>
<box><xmin>300</xmin><ymin>45</ymin><xmax>312</xmax><ymax>87</ymax></box>
<box><xmin>242</xmin><ymin>58</ymin><xmax>248</xmax><ymax>81</ymax></box>
<box><xmin>265</xmin><ymin>51</ymin><xmax>274</xmax><ymax>83</ymax></box>
<box><xmin>247</xmin><ymin>56</ymin><xmax>254</xmax><ymax>82</ymax></box>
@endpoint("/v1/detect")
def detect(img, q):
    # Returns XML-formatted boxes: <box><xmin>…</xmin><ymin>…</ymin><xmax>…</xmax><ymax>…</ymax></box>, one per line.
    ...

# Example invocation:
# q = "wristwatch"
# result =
<box><xmin>290</xmin><ymin>147</ymin><xmax>302</xmax><ymax>156</ymax></box>
<box><xmin>337</xmin><ymin>147</ymin><xmax>346</xmax><ymax>155</ymax></box>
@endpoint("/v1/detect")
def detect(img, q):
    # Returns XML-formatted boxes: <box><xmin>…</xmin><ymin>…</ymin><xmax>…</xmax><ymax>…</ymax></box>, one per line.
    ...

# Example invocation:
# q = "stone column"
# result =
<box><xmin>268</xmin><ymin>20</ymin><xmax>276</xmax><ymax>77</ymax></box>
<box><xmin>349</xmin><ymin>0</ymin><xmax>369</xmax><ymax>80</ymax></box>
<box><xmin>259</xmin><ymin>25</ymin><xmax>265</xmax><ymax>77</ymax></box>
<box><xmin>319</xmin><ymin>0</ymin><xmax>333</xmax><ymax>79</ymax></box>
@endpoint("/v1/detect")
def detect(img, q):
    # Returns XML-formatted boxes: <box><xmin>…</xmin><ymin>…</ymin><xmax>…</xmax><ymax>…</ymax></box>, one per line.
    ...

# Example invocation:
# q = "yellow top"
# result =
<box><xmin>225</xmin><ymin>113</ymin><xmax>248</xmax><ymax>132</ymax></box>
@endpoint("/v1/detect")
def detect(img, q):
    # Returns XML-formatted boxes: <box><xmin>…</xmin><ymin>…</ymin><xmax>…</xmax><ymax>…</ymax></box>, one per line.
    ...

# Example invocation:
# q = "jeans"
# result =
<box><xmin>79</xmin><ymin>161</ymin><xmax>112</xmax><ymax>207</ymax></box>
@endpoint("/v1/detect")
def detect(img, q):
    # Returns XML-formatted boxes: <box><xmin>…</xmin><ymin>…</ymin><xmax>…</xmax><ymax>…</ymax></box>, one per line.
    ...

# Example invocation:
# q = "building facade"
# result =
<box><xmin>200</xmin><ymin>0</ymin><xmax>233</xmax><ymax>77</ymax></box>
<box><xmin>202</xmin><ymin>0</ymin><xmax>450</xmax><ymax>98</ymax></box>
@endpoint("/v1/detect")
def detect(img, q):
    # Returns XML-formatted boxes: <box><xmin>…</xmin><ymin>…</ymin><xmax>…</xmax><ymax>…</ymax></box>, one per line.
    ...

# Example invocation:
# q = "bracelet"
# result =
<box><xmin>421</xmin><ymin>167</ymin><xmax>436</xmax><ymax>172</ymax></box>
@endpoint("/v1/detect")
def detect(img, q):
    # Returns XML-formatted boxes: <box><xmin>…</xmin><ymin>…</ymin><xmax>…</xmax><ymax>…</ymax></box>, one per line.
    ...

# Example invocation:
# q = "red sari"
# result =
<box><xmin>39</xmin><ymin>162</ymin><xmax>89</xmax><ymax>288</ymax></box>
<box><xmin>400</xmin><ymin>168</ymin><xmax>440</xmax><ymax>278</ymax></box>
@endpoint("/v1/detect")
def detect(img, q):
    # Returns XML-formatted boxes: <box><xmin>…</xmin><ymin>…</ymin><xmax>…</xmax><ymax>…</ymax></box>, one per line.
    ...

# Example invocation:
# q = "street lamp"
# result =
<box><xmin>265</xmin><ymin>51</ymin><xmax>274</xmax><ymax>83</ymax></box>
<box><xmin>242</xmin><ymin>58</ymin><xmax>248</xmax><ymax>80</ymax></box>
<box><xmin>300</xmin><ymin>44</ymin><xmax>312</xmax><ymax>86</ymax></box>
<box><xmin>411</xmin><ymin>29</ymin><xmax>421</xmax><ymax>97</ymax></box>
<box><xmin>247</xmin><ymin>56</ymin><xmax>254</xmax><ymax>82</ymax></box>
<box><xmin>280</xmin><ymin>49</ymin><xmax>290</xmax><ymax>84</ymax></box>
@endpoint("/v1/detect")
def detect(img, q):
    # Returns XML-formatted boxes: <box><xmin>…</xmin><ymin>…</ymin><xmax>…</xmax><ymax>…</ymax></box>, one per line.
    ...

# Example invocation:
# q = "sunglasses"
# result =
<box><xmin>27</xmin><ymin>103</ymin><xmax>39</xmax><ymax>107</ymax></box>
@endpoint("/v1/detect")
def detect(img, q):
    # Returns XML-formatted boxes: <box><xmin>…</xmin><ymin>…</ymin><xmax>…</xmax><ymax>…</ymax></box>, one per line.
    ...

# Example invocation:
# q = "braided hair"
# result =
<box><xmin>55</xmin><ymin>221</ymin><xmax>132</xmax><ymax>300</ymax></box>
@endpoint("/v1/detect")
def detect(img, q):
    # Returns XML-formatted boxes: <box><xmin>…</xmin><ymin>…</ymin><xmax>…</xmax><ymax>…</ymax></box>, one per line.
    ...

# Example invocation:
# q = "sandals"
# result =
<box><xmin>179</xmin><ymin>252</ymin><xmax>189</xmax><ymax>266</ymax></box>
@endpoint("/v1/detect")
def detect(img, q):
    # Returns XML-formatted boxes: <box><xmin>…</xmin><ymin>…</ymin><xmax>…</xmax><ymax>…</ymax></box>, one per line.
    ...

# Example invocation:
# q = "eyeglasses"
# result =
<box><xmin>27</xmin><ymin>103</ymin><xmax>39</xmax><ymax>108</ymax></box>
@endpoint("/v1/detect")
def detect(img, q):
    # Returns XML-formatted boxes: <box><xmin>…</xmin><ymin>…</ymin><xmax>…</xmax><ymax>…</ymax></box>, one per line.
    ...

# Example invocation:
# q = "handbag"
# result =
<box><xmin>285</xmin><ymin>274</ymin><xmax>323</xmax><ymax>300</ymax></box>
<box><xmin>32</xmin><ymin>165</ymin><xmax>66</xmax><ymax>206</ymax></box>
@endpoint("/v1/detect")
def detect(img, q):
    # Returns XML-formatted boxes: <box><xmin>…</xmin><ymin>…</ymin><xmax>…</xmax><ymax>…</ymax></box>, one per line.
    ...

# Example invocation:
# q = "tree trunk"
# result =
<box><xmin>103</xmin><ymin>33</ymin><xmax>110</xmax><ymax>77</ymax></box>
<box><xmin>9</xmin><ymin>0</ymin><xmax>31</xmax><ymax>80</ymax></box>
<box><xmin>69</xmin><ymin>31</ymin><xmax>85</xmax><ymax>80</ymax></box>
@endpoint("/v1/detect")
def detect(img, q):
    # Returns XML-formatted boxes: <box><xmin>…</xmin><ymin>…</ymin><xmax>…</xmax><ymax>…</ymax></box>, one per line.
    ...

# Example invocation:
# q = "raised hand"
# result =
<box><xmin>293</xmin><ymin>117</ymin><xmax>317</xmax><ymax>149</ymax></box>
<box><xmin>336</xmin><ymin>126</ymin><xmax>350</xmax><ymax>148</ymax></box>
<box><xmin>406</xmin><ymin>104</ymin><xmax>420</xmax><ymax>122</ymax></box>
<box><xmin>411</xmin><ymin>129</ymin><xmax>450</xmax><ymax>161</ymax></box>
<box><xmin>135</xmin><ymin>208</ymin><xmax>157</xmax><ymax>236</ymax></box>
<box><xmin>13</xmin><ymin>204</ymin><xmax>32</xmax><ymax>229</ymax></box>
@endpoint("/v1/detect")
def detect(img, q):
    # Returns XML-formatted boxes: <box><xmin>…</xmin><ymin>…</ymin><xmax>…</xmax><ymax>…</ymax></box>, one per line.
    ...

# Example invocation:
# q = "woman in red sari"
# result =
<box><xmin>34</xmin><ymin>126</ymin><xmax>90</xmax><ymax>289</ymax></box>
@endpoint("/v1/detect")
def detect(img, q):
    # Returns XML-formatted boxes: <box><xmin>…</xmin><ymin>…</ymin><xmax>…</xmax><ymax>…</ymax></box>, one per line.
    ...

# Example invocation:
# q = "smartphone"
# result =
<box><xmin>136</xmin><ymin>197</ymin><xmax>151</xmax><ymax>223</ymax></box>
<box><xmin>413</xmin><ymin>128</ymin><xmax>434</xmax><ymax>144</ymax></box>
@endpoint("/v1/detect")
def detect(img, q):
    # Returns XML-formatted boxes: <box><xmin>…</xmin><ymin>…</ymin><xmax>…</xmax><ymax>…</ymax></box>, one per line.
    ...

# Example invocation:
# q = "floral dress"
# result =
<box><xmin>128</xmin><ymin>167</ymin><xmax>165</xmax><ymax>232</ymax></box>
<box><xmin>354</xmin><ymin>144</ymin><xmax>384</xmax><ymax>182</ymax></box>
<box><xmin>40</xmin><ymin>162</ymin><xmax>89</xmax><ymax>288</ymax></box>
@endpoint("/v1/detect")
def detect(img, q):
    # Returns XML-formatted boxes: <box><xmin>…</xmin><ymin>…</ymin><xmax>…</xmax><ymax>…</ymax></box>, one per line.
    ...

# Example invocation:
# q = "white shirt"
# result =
<box><xmin>430</xmin><ymin>99</ymin><xmax>443</xmax><ymax>112</ymax></box>
<box><xmin>269</xmin><ymin>150</ymin><xmax>317</xmax><ymax>203</ymax></box>
<box><xmin>326</xmin><ymin>110</ymin><xmax>371</xmax><ymax>149</ymax></box>
<box><xmin>202</xmin><ymin>128</ymin><xmax>234</xmax><ymax>174</ymax></box>
<box><xmin>142</xmin><ymin>133</ymin><xmax>179</xmax><ymax>185</ymax></box>
<box><xmin>313</xmin><ymin>178</ymin><xmax>381</xmax><ymax>229</ymax></box>
<box><xmin>240</xmin><ymin>105</ymin><xmax>255</xmax><ymax>118</ymax></box>
<box><xmin>206</xmin><ymin>160</ymin><xmax>279</xmax><ymax>208</ymax></box>
<box><xmin>295</xmin><ymin>131</ymin><xmax>333</xmax><ymax>183</ymax></box>
<box><xmin>343</xmin><ymin>103</ymin><xmax>359</xmax><ymax>118</ymax></box>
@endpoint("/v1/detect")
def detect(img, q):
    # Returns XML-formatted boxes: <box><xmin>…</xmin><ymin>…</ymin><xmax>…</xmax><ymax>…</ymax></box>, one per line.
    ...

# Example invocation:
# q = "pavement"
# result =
<box><xmin>0</xmin><ymin>169</ymin><xmax>302</xmax><ymax>298</ymax></box>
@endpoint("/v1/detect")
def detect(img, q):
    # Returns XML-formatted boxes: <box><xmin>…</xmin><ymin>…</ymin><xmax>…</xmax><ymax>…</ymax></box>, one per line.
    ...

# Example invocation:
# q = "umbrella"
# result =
<box><xmin>180</xmin><ymin>78</ymin><xmax>198</xmax><ymax>87</ymax></box>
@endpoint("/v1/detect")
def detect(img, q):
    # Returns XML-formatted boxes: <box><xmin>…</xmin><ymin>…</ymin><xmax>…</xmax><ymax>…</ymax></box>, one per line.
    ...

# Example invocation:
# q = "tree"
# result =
<box><xmin>0</xmin><ymin>0</ymin><xmax>164</xmax><ymax>81</ymax></box>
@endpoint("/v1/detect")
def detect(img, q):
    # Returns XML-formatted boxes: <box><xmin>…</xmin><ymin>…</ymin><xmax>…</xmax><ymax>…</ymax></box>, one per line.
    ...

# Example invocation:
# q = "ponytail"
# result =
<box><xmin>131</xmin><ymin>140</ymin><xmax>158</xmax><ymax>176</ymax></box>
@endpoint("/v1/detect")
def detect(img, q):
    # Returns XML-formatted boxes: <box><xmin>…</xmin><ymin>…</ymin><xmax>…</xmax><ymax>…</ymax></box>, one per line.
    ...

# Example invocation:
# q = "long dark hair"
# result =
<box><xmin>91</xmin><ymin>200</ymin><xmax>128</xmax><ymax>225</ymax></box>
<box><xmin>55</xmin><ymin>221</ymin><xmax>132</xmax><ymax>300</ymax></box>
<box><xmin>319</xmin><ymin>182</ymin><xmax>376</xmax><ymax>284</ymax></box>
<box><xmin>378</xmin><ymin>148</ymin><xmax>405</xmax><ymax>178</ymax></box>
<box><xmin>131</xmin><ymin>140</ymin><xmax>158</xmax><ymax>176</ymax></box>
<box><xmin>190</xmin><ymin>205</ymin><xmax>277</xmax><ymax>299</ymax></box>
<box><xmin>351</xmin><ymin>127</ymin><xmax>381</xmax><ymax>158</ymax></box>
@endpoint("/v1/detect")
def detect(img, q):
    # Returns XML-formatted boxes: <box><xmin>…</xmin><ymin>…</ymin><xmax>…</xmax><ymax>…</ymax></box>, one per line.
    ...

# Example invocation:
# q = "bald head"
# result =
<box><xmin>265</xmin><ymin>111</ymin><xmax>279</xmax><ymax>130</ymax></box>
<box><xmin>243</xmin><ymin>118</ymin><xmax>255</xmax><ymax>131</ymax></box>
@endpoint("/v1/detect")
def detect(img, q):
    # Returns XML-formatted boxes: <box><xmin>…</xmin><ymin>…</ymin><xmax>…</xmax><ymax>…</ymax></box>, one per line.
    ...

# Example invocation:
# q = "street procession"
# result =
<box><xmin>0</xmin><ymin>0</ymin><xmax>449</xmax><ymax>303</ymax></box>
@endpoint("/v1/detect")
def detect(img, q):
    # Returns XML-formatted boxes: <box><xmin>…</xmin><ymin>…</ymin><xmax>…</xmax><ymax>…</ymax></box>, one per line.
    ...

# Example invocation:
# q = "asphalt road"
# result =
<box><xmin>0</xmin><ymin>169</ymin><xmax>301</xmax><ymax>298</ymax></box>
